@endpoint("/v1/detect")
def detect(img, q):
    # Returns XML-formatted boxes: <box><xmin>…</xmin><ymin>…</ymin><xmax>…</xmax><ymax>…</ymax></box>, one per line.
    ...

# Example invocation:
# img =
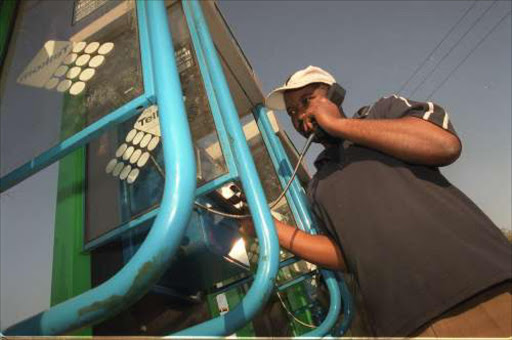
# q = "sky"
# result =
<box><xmin>218</xmin><ymin>0</ymin><xmax>512</xmax><ymax>231</ymax></box>
<box><xmin>1</xmin><ymin>0</ymin><xmax>511</xmax><ymax>331</ymax></box>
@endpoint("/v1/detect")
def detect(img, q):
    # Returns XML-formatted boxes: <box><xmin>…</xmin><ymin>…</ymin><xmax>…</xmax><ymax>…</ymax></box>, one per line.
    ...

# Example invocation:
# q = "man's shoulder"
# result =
<box><xmin>353</xmin><ymin>94</ymin><xmax>396</xmax><ymax>119</ymax></box>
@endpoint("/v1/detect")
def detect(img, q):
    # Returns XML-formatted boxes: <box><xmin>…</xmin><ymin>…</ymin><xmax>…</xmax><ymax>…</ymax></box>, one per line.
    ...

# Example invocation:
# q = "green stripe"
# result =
<box><xmin>51</xmin><ymin>92</ymin><xmax>91</xmax><ymax>335</ymax></box>
<box><xmin>0</xmin><ymin>0</ymin><xmax>18</xmax><ymax>68</ymax></box>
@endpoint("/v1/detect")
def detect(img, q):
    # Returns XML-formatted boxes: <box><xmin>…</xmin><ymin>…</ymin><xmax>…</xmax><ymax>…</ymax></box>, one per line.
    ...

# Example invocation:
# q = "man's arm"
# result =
<box><xmin>304</xmin><ymin>96</ymin><xmax>462</xmax><ymax>167</ymax></box>
<box><xmin>241</xmin><ymin>218</ymin><xmax>346</xmax><ymax>271</ymax></box>
<box><xmin>324</xmin><ymin>116</ymin><xmax>461</xmax><ymax>166</ymax></box>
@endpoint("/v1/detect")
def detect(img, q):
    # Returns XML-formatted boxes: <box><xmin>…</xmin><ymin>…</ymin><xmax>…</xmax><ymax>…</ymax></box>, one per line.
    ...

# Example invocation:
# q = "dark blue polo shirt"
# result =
<box><xmin>307</xmin><ymin>95</ymin><xmax>512</xmax><ymax>336</ymax></box>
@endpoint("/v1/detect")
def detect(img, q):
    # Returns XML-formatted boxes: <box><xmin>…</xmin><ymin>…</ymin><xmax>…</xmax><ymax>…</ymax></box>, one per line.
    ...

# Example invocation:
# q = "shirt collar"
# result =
<box><xmin>313</xmin><ymin>105</ymin><xmax>370</xmax><ymax>171</ymax></box>
<box><xmin>353</xmin><ymin>105</ymin><xmax>371</xmax><ymax>119</ymax></box>
<box><xmin>314</xmin><ymin>143</ymin><xmax>343</xmax><ymax>170</ymax></box>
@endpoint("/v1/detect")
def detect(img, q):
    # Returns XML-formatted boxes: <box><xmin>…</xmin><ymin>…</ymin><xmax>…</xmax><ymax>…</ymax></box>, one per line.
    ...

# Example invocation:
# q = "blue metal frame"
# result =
<box><xmin>174</xmin><ymin>0</ymin><xmax>280</xmax><ymax>336</ymax></box>
<box><xmin>2</xmin><ymin>0</ymin><xmax>196</xmax><ymax>335</ymax></box>
<box><xmin>330</xmin><ymin>277</ymin><xmax>354</xmax><ymax>337</ymax></box>
<box><xmin>85</xmin><ymin>170</ymin><xmax>239</xmax><ymax>252</ymax></box>
<box><xmin>84</xmin><ymin>208</ymin><xmax>158</xmax><ymax>252</ymax></box>
<box><xmin>183</xmin><ymin>0</ymin><xmax>238</xmax><ymax>178</ymax></box>
<box><xmin>1</xmin><ymin>0</ymin><xmax>352</xmax><ymax>336</ymax></box>
<box><xmin>136</xmin><ymin>0</ymin><xmax>156</xmax><ymax>102</ymax></box>
<box><xmin>0</xmin><ymin>1</ymin><xmax>158</xmax><ymax>194</ymax></box>
<box><xmin>0</xmin><ymin>95</ymin><xmax>148</xmax><ymax>193</ymax></box>
<box><xmin>195</xmin><ymin>172</ymin><xmax>237</xmax><ymax>197</ymax></box>
<box><xmin>253</xmin><ymin>105</ymin><xmax>353</xmax><ymax>336</ymax></box>
<box><xmin>83</xmin><ymin>0</ymin><xmax>242</xmax><ymax>253</ymax></box>
<box><xmin>277</xmin><ymin>271</ymin><xmax>317</xmax><ymax>292</ymax></box>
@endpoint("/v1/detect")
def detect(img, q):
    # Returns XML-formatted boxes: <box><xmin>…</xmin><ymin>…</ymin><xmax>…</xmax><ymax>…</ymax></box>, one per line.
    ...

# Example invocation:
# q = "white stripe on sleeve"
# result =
<box><xmin>398</xmin><ymin>96</ymin><xmax>412</xmax><ymax>108</ymax></box>
<box><xmin>423</xmin><ymin>102</ymin><xmax>434</xmax><ymax>120</ymax></box>
<box><xmin>442</xmin><ymin>112</ymin><xmax>450</xmax><ymax>129</ymax></box>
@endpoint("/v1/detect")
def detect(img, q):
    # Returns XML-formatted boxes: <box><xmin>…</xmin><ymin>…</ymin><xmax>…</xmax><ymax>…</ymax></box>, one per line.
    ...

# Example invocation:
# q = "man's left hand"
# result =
<box><xmin>302</xmin><ymin>95</ymin><xmax>343</xmax><ymax>136</ymax></box>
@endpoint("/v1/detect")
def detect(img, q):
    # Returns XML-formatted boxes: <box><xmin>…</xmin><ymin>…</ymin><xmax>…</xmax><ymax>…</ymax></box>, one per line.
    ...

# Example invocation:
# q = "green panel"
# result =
<box><xmin>284</xmin><ymin>283</ymin><xmax>315</xmax><ymax>336</ymax></box>
<box><xmin>0</xmin><ymin>0</ymin><xmax>18</xmax><ymax>68</ymax></box>
<box><xmin>51</xmin><ymin>148</ymin><xmax>90</xmax><ymax>303</ymax></box>
<box><xmin>206</xmin><ymin>288</ymin><xmax>256</xmax><ymax>337</ymax></box>
<box><xmin>51</xmin><ymin>92</ymin><xmax>91</xmax><ymax>335</ymax></box>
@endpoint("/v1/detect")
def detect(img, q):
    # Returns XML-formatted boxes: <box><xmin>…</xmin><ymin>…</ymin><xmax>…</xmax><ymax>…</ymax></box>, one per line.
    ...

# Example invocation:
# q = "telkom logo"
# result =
<box><xmin>105</xmin><ymin>105</ymin><xmax>161</xmax><ymax>184</ymax></box>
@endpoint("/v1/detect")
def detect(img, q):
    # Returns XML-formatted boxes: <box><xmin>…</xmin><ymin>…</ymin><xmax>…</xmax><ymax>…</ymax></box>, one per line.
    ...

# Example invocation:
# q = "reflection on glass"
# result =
<box><xmin>169</xmin><ymin>2</ymin><xmax>228</xmax><ymax>185</ymax></box>
<box><xmin>239</xmin><ymin>113</ymin><xmax>296</xmax><ymax>226</ymax></box>
<box><xmin>84</xmin><ymin>2</ymin><xmax>229</xmax><ymax>243</ymax></box>
<box><xmin>1</xmin><ymin>1</ymin><xmax>143</xmax><ymax>179</ymax></box>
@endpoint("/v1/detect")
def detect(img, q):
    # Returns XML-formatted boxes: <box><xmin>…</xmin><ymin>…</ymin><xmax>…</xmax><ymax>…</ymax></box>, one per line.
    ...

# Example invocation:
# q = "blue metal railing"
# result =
<box><xmin>173</xmin><ymin>0</ymin><xmax>280</xmax><ymax>336</ymax></box>
<box><xmin>0</xmin><ymin>95</ymin><xmax>148</xmax><ymax>193</ymax></box>
<box><xmin>2</xmin><ymin>0</ymin><xmax>196</xmax><ymax>335</ymax></box>
<box><xmin>2</xmin><ymin>0</ymin><xmax>352</xmax><ymax>336</ymax></box>
<box><xmin>254</xmin><ymin>105</ymin><xmax>353</xmax><ymax>336</ymax></box>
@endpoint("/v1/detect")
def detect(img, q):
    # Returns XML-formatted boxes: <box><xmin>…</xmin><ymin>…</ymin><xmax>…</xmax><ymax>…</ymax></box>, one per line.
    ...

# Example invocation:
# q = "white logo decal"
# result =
<box><xmin>17</xmin><ymin>40</ymin><xmax>114</xmax><ymax>96</ymax></box>
<box><xmin>17</xmin><ymin>41</ymin><xmax>73</xmax><ymax>87</ymax></box>
<box><xmin>105</xmin><ymin>105</ymin><xmax>161</xmax><ymax>184</ymax></box>
<box><xmin>134</xmin><ymin>105</ymin><xmax>161</xmax><ymax>137</ymax></box>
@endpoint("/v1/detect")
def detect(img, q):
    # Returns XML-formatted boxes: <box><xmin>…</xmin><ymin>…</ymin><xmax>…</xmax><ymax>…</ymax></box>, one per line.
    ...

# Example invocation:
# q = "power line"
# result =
<box><xmin>408</xmin><ymin>0</ymin><xmax>498</xmax><ymax>98</ymax></box>
<box><xmin>427</xmin><ymin>11</ymin><xmax>511</xmax><ymax>100</ymax></box>
<box><xmin>397</xmin><ymin>0</ymin><xmax>478</xmax><ymax>95</ymax></box>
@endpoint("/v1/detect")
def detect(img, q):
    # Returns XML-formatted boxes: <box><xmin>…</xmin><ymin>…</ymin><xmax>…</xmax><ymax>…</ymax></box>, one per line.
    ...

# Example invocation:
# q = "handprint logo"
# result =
<box><xmin>105</xmin><ymin>105</ymin><xmax>161</xmax><ymax>184</ymax></box>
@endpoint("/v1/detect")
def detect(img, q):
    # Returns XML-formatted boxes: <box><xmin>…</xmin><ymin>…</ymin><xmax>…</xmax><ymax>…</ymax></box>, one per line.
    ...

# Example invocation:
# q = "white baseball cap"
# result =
<box><xmin>265</xmin><ymin>65</ymin><xmax>336</xmax><ymax>111</ymax></box>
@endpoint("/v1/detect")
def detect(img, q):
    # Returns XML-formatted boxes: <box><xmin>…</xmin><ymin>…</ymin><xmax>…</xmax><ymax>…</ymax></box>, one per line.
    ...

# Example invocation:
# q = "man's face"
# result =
<box><xmin>284</xmin><ymin>83</ymin><xmax>328</xmax><ymax>137</ymax></box>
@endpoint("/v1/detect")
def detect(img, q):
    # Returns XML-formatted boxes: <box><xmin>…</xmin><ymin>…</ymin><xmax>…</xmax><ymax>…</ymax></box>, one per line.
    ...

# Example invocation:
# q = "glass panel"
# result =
<box><xmin>0</xmin><ymin>0</ymin><xmax>143</xmax><ymax>175</ymax></box>
<box><xmin>240</xmin><ymin>111</ymin><xmax>296</xmax><ymax>227</ymax></box>
<box><xmin>205</xmin><ymin>112</ymin><xmax>297</xmax><ymax>229</ymax></box>
<box><xmin>84</xmin><ymin>1</ymin><xmax>229</xmax><ymax>243</ymax></box>
<box><xmin>169</xmin><ymin>1</ymin><xmax>228</xmax><ymax>186</ymax></box>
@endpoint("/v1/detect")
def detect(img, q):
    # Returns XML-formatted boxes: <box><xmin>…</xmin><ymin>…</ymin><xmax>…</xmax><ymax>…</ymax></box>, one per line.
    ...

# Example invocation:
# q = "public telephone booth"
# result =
<box><xmin>0</xmin><ymin>0</ymin><xmax>352</xmax><ymax>337</ymax></box>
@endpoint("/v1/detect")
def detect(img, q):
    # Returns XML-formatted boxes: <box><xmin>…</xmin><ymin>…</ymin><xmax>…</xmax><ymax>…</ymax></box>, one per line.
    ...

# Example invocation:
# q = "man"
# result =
<box><xmin>248</xmin><ymin>65</ymin><xmax>511</xmax><ymax>337</ymax></box>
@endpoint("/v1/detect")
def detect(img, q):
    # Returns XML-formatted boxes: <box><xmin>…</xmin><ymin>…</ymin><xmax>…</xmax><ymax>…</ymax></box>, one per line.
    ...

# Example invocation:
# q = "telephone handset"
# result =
<box><xmin>327</xmin><ymin>83</ymin><xmax>346</xmax><ymax>107</ymax></box>
<box><xmin>312</xmin><ymin>83</ymin><xmax>346</xmax><ymax>143</ymax></box>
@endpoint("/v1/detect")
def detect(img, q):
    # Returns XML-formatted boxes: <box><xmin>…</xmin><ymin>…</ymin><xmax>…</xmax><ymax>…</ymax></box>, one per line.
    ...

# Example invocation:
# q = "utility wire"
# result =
<box><xmin>427</xmin><ymin>11</ymin><xmax>511</xmax><ymax>100</ymax></box>
<box><xmin>397</xmin><ymin>0</ymin><xmax>478</xmax><ymax>95</ymax></box>
<box><xmin>408</xmin><ymin>0</ymin><xmax>498</xmax><ymax>98</ymax></box>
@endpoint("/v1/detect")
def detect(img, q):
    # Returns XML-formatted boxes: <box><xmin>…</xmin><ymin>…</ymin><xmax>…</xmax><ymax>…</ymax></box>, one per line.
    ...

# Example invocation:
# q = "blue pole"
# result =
<box><xmin>136</xmin><ymin>0</ymin><xmax>155</xmax><ymax>101</ymax></box>
<box><xmin>331</xmin><ymin>278</ymin><xmax>354</xmax><ymax>337</ymax></box>
<box><xmin>2</xmin><ymin>0</ymin><xmax>196</xmax><ymax>335</ymax></box>
<box><xmin>253</xmin><ymin>105</ymin><xmax>352</xmax><ymax>336</ymax></box>
<box><xmin>175</xmin><ymin>0</ymin><xmax>280</xmax><ymax>336</ymax></box>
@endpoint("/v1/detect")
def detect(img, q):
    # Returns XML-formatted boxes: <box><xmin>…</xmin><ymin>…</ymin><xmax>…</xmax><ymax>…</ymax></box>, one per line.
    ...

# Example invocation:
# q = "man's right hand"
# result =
<box><xmin>238</xmin><ymin>216</ymin><xmax>345</xmax><ymax>271</ymax></box>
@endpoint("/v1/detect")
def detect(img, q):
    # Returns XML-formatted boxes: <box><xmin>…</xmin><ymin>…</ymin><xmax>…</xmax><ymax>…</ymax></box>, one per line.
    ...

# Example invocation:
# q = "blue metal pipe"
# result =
<box><xmin>305</xmin><ymin>270</ymin><xmax>342</xmax><ymax>337</ymax></box>
<box><xmin>84</xmin><ymin>208</ymin><xmax>158</xmax><ymax>252</ymax></box>
<box><xmin>331</xmin><ymin>278</ymin><xmax>354</xmax><ymax>337</ymax></box>
<box><xmin>277</xmin><ymin>271</ymin><xmax>316</xmax><ymax>292</ymax></box>
<box><xmin>0</xmin><ymin>95</ymin><xmax>148</xmax><ymax>193</ymax></box>
<box><xmin>183</xmin><ymin>3</ymin><xmax>238</xmax><ymax>177</ymax></box>
<box><xmin>136</xmin><ymin>0</ymin><xmax>155</xmax><ymax>101</ymax></box>
<box><xmin>252</xmin><ymin>108</ymin><xmax>307</xmax><ymax>231</ymax></box>
<box><xmin>84</xmin><ymin>170</ymin><xmax>237</xmax><ymax>252</ymax></box>
<box><xmin>2</xmin><ymin>0</ymin><xmax>196</xmax><ymax>335</ymax></box>
<box><xmin>195</xmin><ymin>172</ymin><xmax>237</xmax><ymax>197</ymax></box>
<box><xmin>253</xmin><ymin>105</ymin><xmax>351</xmax><ymax>337</ymax></box>
<box><xmin>175</xmin><ymin>1</ymin><xmax>280</xmax><ymax>336</ymax></box>
<box><xmin>253</xmin><ymin>105</ymin><xmax>313</xmax><ymax>233</ymax></box>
